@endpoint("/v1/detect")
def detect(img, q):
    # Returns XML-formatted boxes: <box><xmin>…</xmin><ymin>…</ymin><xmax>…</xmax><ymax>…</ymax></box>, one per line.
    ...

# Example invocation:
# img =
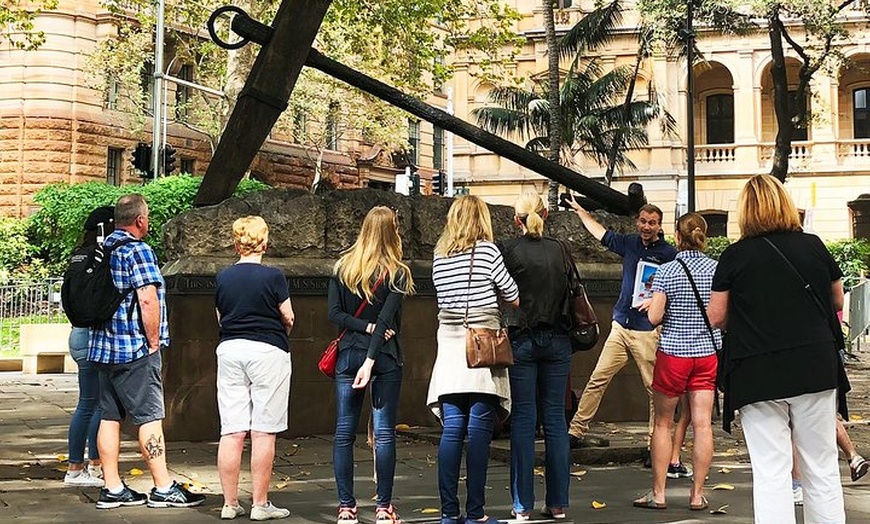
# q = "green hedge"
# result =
<box><xmin>29</xmin><ymin>175</ymin><xmax>268</xmax><ymax>268</ymax></box>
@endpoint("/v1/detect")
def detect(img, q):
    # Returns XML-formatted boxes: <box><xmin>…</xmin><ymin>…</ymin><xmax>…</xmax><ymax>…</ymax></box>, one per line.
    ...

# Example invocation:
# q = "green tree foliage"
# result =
<box><xmin>86</xmin><ymin>0</ymin><xmax>523</xmax><ymax>158</ymax></box>
<box><xmin>29</xmin><ymin>175</ymin><xmax>267</xmax><ymax>267</ymax></box>
<box><xmin>0</xmin><ymin>0</ymin><xmax>57</xmax><ymax>50</ymax></box>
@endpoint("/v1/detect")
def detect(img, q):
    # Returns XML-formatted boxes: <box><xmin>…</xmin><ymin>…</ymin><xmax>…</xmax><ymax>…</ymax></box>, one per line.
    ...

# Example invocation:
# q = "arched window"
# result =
<box><xmin>706</xmin><ymin>94</ymin><xmax>734</xmax><ymax>144</ymax></box>
<box><xmin>699</xmin><ymin>210</ymin><xmax>728</xmax><ymax>238</ymax></box>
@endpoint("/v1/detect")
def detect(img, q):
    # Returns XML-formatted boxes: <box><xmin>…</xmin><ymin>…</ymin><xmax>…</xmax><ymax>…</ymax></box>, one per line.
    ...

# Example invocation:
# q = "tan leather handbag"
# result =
<box><xmin>463</xmin><ymin>244</ymin><xmax>513</xmax><ymax>369</ymax></box>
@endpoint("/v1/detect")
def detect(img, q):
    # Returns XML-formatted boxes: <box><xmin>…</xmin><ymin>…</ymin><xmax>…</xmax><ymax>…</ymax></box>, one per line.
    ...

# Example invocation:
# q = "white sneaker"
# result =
<box><xmin>64</xmin><ymin>469</ymin><xmax>105</xmax><ymax>487</ymax></box>
<box><xmin>88</xmin><ymin>464</ymin><xmax>103</xmax><ymax>479</ymax></box>
<box><xmin>250</xmin><ymin>501</ymin><xmax>290</xmax><ymax>521</ymax></box>
<box><xmin>221</xmin><ymin>504</ymin><xmax>245</xmax><ymax>519</ymax></box>
<box><xmin>793</xmin><ymin>486</ymin><xmax>804</xmax><ymax>506</ymax></box>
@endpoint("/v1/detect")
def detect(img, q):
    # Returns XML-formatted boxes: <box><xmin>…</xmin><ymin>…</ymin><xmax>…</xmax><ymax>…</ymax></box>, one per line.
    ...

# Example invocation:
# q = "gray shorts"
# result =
<box><xmin>97</xmin><ymin>350</ymin><xmax>165</xmax><ymax>426</ymax></box>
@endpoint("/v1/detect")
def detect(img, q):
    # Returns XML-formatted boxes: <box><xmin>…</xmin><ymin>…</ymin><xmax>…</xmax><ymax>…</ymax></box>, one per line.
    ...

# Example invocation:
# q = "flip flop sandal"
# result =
<box><xmin>632</xmin><ymin>491</ymin><xmax>667</xmax><ymax>510</ymax></box>
<box><xmin>689</xmin><ymin>496</ymin><xmax>709</xmax><ymax>511</ymax></box>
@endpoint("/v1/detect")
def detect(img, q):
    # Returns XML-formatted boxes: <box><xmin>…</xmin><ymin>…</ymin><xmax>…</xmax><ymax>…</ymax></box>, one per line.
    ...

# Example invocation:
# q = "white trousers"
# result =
<box><xmin>740</xmin><ymin>389</ymin><xmax>845</xmax><ymax>524</ymax></box>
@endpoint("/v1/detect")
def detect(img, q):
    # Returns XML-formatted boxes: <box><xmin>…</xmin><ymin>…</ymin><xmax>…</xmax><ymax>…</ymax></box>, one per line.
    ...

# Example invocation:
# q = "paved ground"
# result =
<box><xmin>1</xmin><ymin>355</ymin><xmax>869</xmax><ymax>524</ymax></box>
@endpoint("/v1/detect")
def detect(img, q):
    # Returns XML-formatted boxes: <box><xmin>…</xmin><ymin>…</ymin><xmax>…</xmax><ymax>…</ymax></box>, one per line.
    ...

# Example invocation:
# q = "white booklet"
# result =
<box><xmin>631</xmin><ymin>260</ymin><xmax>661</xmax><ymax>308</ymax></box>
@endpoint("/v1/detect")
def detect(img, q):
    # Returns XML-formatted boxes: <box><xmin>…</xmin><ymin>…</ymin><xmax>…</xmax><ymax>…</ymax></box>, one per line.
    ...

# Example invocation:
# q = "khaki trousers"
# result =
<box><xmin>568</xmin><ymin>321</ymin><xmax>658</xmax><ymax>439</ymax></box>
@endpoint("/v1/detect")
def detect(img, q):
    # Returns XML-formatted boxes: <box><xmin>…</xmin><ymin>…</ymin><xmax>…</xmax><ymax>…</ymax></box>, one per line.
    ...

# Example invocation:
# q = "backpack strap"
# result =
<box><xmin>104</xmin><ymin>237</ymin><xmax>144</xmax><ymax>323</ymax></box>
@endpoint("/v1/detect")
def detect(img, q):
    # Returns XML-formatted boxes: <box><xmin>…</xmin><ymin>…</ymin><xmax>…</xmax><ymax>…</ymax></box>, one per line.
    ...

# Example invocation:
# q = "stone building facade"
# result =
<box><xmin>448</xmin><ymin>1</ymin><xmax>870</xmax><ymax>240</ymax></box>
<box><xmin>0</xmin><ymin>1</ymin><xmax>437</xmax><ymax>217</ymax></box>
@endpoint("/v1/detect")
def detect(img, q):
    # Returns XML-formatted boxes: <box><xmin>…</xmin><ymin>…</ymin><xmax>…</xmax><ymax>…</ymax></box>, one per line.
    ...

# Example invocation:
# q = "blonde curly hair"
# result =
<box><xmin>232</xmin><ymin>216</ymin><xmax>269</xmax><ymax>256</ymax></box>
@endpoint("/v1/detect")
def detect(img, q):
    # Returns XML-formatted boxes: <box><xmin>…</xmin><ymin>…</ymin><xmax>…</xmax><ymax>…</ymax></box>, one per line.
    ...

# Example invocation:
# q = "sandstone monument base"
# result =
<box><xmin>161</xmin><ymin>189</ymin><xmax>646</xmax><ymax>441</ymax></box>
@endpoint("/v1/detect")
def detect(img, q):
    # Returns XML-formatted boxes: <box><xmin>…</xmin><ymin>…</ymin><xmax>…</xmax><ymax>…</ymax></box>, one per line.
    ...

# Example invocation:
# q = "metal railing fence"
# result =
<box><xmin>0</xmin><ymin>279</ymin><xmax>66</xmax><ymax>355</ymax></box>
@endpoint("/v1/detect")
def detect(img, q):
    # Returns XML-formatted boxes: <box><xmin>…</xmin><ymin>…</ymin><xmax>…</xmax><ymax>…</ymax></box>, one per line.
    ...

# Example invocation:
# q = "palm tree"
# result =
<box><xmin>473</xmin><ymin>61</ymin><xmax>675</xmax><ymax>176</ymax></box>
<box><xmin>474</xmin><ymin>0</ymin><xmax>675</xmax><ymax>192</ymax></box>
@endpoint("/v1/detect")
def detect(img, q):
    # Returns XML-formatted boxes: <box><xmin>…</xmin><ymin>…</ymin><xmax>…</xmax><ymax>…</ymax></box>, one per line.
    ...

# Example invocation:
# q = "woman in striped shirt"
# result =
<box><xmin>426</xmin><ymin>196</ymin><xmax>519</xmax><ymax>524</ymax></box>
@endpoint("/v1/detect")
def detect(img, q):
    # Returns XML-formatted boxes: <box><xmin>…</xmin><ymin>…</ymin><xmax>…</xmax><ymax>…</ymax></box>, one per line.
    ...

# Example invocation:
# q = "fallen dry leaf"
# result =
<box><xmin>420</xmin><ymin>508</ymin><xmax>439</xmax><ymax>514</ymax></box>
<box><xmin>850</xmin><ymin>414</ymin><xmax>864</xmax><ymax>421</ymax></box>
<box><xmin>275</xmin><ymin>482</ymin><xmax>288</xmax><ymax>490</ymax></box>
<box><xmin>718</xmin><ymin>467</ymin><xmax>731</xmax><ymax>474</ymax></box>
<box><xmin>710</xmin><ymin>504</ymin><xmax>730</xmax><ymax>515</ymax></box>
<box><xmin>712</xmin><ymin>483</ymin><xmax>735</xmax><ymax>491</ymax></box>
<box><xmin>395</xmin><ymin>423</ymin><xmax>411</xmax><ymax>431</ymax></box>
<box><xmin>129</xmin><ymin>468</ymin><xmax>144</xmax><ymax>476</ymax></box>
<box><xmin>570</xmin><ymin>469</ymin><xmax>587</xmax><ymax>477</ymax></box>
<box><xmin>533</xmin><ymin>467</ymin><xmax>545</xmax><ymax>477</ymax></box>
<box><xmin>56</xmin><ymin>454</ymin><xmax>68</xmax><ymax>462</ymax></box>
<box><xmin>591</xmin><ymin>500</ymin><xmax>606</xmax><ymax>509</ymax></box>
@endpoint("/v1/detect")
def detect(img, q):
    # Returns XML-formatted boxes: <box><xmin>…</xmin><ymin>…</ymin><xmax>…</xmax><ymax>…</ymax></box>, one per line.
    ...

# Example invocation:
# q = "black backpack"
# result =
<box><xmin>61</xmin><ymin>238</ymin><xmax>140</xmax><ymax>328</ymax></box>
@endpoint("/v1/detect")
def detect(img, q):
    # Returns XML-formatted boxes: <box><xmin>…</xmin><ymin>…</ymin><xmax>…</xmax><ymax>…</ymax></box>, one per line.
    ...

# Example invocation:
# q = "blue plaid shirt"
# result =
<box><xmin>651</xmin><ymin>250</ymin><xmax>721</xmax><ymax>358</ymax></box>
<box><xmin>88</xmin><ymin>230</ymin><xmax>169</xmax><ymax>364</ymax></box>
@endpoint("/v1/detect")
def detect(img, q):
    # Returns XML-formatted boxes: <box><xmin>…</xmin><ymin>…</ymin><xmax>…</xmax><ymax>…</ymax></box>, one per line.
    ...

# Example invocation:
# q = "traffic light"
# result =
<box><xmin>409</xmin><ymin>171</ymin><xmax>420</xmax><ymax>196</ymax></box>
<box><xmin>131</xmin><ymin>143</ymin><xmax>153</xmax><ymax>179</ymax></box>
<box><xmin>432</xmin><ymin>170</ymin><xmax>444</xmax><ymax>196</ymax></box>
<box><xmin>162</xmin><ymin>144</ymin><xmax>177</xmax><ymax>175</ymax></box>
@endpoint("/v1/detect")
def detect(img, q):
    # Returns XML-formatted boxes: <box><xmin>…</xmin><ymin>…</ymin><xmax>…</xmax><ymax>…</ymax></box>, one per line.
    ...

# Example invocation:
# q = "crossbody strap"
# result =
<box><xmin>761</xmin><ymin>237</ymin><xmax>829</xmax><ymax>317</ymax></box>
<box><xmin>337</xmin><ymin>273</ymin><xmax>385</xmax><ymax>342</ymax></box>
<box><xmin>762</xmin><ymin>236</ymin><xmax>846</xmax><ymax>354</ymax></box>
<box><xmin>675</xmin><ymin>258</ymin><xmax>717</xmax><ymax>349</ymax></box>
<box><xmin>463</xmin><ymin>244</ymin><xmax>477</xmax><ymax>328</ymax></box>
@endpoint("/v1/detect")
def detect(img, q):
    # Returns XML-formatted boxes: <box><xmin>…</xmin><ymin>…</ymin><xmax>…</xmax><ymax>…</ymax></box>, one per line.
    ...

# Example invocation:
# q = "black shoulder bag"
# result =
<box><xmin>762</xmin><ymin>237</ymin><xmax>851</xmax><ymax>421</ymax></box>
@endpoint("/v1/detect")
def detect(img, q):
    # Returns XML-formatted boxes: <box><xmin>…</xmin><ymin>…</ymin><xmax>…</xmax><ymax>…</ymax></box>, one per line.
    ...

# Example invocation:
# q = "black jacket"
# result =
<box><xmin>327</xmin><ymin>276</ymin><xmax>404</xmax><ymax>366</ymax></box>
<box><xmin>498</xmin><ymin>235</ymin><xmax>570</xmax><ymax>331</ymax></box>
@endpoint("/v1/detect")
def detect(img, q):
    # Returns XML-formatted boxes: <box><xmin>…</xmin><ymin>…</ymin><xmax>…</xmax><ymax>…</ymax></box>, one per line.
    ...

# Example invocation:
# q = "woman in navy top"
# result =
<box><xmin>215</xmin><ymin>216</ymin><xmax>295</xmax><ymax>520</ymax></box>
<box><xmin>328</xmin><ymin>206</ymin><xmax>414</xmax><ymax>524</ymax></box>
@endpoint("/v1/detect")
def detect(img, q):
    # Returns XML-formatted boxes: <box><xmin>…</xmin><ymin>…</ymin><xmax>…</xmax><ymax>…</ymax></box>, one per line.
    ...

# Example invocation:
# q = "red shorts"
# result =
<box><xmin>651</xmin><ymin>351</ymin><xmax>718</xmax><ymax>397</ymax></box>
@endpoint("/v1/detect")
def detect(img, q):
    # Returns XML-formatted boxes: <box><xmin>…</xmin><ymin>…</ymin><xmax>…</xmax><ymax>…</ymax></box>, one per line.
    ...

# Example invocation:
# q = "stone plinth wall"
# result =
<box><xmin>162</xmin><ymin>189</ymin><xmax>647</xmax><ymax>440</ymax></box>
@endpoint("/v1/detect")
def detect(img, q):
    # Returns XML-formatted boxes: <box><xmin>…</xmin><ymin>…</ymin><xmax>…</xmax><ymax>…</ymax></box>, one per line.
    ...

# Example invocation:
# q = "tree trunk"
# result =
<box><xmin>544</xmin><ymin>1</ymin><xmax>561</xmax><ymax>210</ymax></box>
<box><xmin>605</xmin><ymin>50</ymin><xmax>643</xmax><ymax>186</ymax></box>
<box><xmin>767</xmin><ymin>8</ymin><xmax>793</xmax><ymax>183</ymax></box>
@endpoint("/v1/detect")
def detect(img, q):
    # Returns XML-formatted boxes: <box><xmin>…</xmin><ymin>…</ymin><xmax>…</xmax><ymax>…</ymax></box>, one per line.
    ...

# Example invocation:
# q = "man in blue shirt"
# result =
<box><xmin>565</xmin><ymin>198</ymin><xmax>676</xmax><ymax>449</ymax></box>
<box><xmin>88</xmin><ymin>194</ymin><xmax>204</xmax><ymax>510</ymax></box>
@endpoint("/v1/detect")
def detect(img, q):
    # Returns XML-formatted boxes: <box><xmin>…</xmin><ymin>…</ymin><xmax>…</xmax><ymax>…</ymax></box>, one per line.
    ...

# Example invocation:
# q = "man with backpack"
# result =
<box><xmin>85</xmin><ymin>194</ymin><xmax>204</xmax><ymax>510</ymax></box>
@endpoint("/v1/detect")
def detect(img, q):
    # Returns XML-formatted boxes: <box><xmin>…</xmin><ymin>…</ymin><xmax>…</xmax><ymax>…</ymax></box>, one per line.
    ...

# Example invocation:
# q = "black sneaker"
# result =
<box><xmin>667</xmin><ymin>462</ymin><xmax>693</xmax><ymax>479</ymax></box>
<box><xmin>96</xmin><ymin>484</ymin><xmax>147</xmax><ymax>509</ymax></box>
<box><xmin>569</xmin><ymin>435</ymin><xmax>610</xmax><ymax>449</ymax></box>
<box><xmin>147</xmin><ymin>481</ymin><xmax>206</xmax><ymax>508</ymax></box>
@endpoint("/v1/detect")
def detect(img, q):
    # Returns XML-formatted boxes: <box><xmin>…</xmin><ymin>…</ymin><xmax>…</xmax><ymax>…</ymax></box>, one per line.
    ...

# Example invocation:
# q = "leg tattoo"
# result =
<box><xmin>144</xmin><ymin>434</ymin><xmax>164</xmax><ymax>460</ymax></box>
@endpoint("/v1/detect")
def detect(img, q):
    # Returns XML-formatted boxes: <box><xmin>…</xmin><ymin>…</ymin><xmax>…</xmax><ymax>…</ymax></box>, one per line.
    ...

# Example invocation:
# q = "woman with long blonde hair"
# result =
<box><xmin>328</xmin><ymin>206</ymin><xmax>414</xmax><ymax>524</ymax></box>
<box><xmin>709</xmin><ymin>175</ymin><xmax>846</xmax><ymax>523</ymax></box>
<box><xmin>427</xmin><ymin>196</ymin><xmax>519</xmax><ymax>524</ymax></box>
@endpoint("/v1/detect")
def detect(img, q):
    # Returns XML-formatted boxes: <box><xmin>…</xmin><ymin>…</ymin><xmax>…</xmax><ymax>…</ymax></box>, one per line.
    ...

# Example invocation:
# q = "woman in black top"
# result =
<box><xmin>498</xmin><ymin>191</ymin><xmax>572</xmax><ymax>520</ymax></box>
<box><xmin>215</xmin><ymin>216</ymin><xmax>295</xmax><ymax>520</ymax></box>
<box><xmin>327</xmin><ymin>206</ymin><xmax>414</xmax><ymax>524</ymax></box>
<box><xmin>708</xmin><ymin>175</ymin><xmax>846</xmax><ymax>524</ymax></box>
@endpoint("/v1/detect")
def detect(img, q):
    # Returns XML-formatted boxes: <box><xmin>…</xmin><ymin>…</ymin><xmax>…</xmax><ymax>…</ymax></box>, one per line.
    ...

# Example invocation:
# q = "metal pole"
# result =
<box><xmin>150</xmin><ymin>0</ymin><xmax>166</xmax><ymax>178</ymax></box>
<box><xmin>446</xmin><ymin>87</ymin><xmax>455</xmax><ymax>197</ymax></box>
<box><xmin>686</xmin><ymin>0</ymin><xmax>696</xmax><ymax>212</ymax></box>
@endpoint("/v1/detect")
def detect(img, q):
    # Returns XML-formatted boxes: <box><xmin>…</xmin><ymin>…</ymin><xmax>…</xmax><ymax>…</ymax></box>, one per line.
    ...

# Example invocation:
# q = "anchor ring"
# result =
<box><xmin>207</xmin><ymin>5</ymin><xmax>249</xmax><ymax>50</ymax></box>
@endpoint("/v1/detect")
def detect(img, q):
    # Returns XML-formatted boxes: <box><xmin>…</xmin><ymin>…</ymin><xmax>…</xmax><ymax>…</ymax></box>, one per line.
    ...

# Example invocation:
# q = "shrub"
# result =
<box><xmin>704</xmin><ymin>236</ymin><xmax>732</xmax><ymax>261</ymax></box>
<box><xmin>29</xmin><ymin>175</ymin><xmax>268</xmax><ymax>267</ymax></box>
<box><xmin>825</xmin><ymin>238</ymin><xmax>870</xmax><ymax>290</ymax></box>
<box><xmin>0</xmin><ymin>217</ymin><xmax>37</xmax><ymax>273</ymax></box>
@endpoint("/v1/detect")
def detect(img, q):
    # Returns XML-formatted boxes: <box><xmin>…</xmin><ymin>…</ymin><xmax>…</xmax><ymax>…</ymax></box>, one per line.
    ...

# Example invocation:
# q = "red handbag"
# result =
<box><xmin>318</xmin><ymin>275</ymin><xmax>384</xmax><ymax>379</ymax></box>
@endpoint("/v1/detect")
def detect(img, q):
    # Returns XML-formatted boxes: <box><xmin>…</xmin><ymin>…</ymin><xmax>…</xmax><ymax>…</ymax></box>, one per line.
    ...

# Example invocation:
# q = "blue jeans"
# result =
<box><xmin>438</xmin><ymin>393</ymin><xmax>498</xmax><ymax>520</ymax></box>
<box><xmin>67</xmin><ymin>327</ymin><xmax>101</xmax><ymax>464</ymax></box>
<box><xmin>509</xmin><ymin>328</ymin><xmax>571</xmax><ymax>512</ymax></box>
<box><xmin>333</xmin><ymin>355</ymin><xmax>402</xmax><ymax>507</ymax></box>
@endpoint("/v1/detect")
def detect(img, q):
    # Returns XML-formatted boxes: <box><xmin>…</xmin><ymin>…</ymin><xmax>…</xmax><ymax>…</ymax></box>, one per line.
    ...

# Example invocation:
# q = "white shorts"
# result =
<box><xmin>216</xmin><ymin>339</ymin><xmax>292</xmax><ymax>435</ymax></box>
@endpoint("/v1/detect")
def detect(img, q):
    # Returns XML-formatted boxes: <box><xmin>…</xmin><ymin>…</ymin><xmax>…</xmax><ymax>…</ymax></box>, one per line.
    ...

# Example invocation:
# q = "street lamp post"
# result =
<box><xmin>686</xmin><ymin>0</ymin><xmax>696</xmax><ymax>212</ymax></box>
<box><xmin>151</xmin><ymin>0</ymin><xmax>166</xmax><ymax>178</ymax></box>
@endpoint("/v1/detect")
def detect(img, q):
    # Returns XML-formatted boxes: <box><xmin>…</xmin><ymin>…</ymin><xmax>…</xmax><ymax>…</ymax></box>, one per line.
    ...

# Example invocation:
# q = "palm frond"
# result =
<box><xmin>559</xmin><ymin>0</ymin><xmax>624</xmax><ymax>60</ymax></box>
